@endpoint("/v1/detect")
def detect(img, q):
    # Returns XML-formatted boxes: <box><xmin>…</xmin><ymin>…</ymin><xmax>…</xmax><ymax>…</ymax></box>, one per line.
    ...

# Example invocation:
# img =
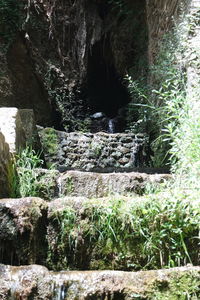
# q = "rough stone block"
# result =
<box><xmin>0</xmin><ymin>107</ymin><xmax>25</xmax><ymax>153</ymax></box>
<box><xmin>0</xmin><ymin>132</ymin><xmax>11</xmax><ymax>198</ymax></box>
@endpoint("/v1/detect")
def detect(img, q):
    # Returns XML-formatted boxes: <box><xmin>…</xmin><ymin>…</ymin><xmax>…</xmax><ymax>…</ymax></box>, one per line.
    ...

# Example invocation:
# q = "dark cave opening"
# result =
<box><xmin>87</xmin><ymin>38</ymin><xmax>130</xmax><ymax>119</ymax></box>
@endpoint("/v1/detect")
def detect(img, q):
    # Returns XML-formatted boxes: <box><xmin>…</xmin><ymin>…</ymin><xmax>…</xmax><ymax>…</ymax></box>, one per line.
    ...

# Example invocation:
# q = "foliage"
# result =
<box><xmin>127</xmin><ymin>10</ymin><xmax>200</xmax><ymax>170</ymax></box>
<box><xmin>15</xmin><ymin>146</ymin><xmax>43</xmax><ymax>197</ymax></box>
<box><xmin>108</xmin><ymin>0</ymin><xmax>131</xmax><ymax>17</ymax></box>
<box><xmin>47</xmin><ymin>194</ymin><xmax>200</xmax><ymax>271</ymax></box>
<box><xmin>14</xmin><ymin>146</ymin><xmax>56</xmax><ymax>199</ymax></box>
<box><xmin>125</xmin><ymin>77</ymin><xmax>153</xmax><ymax>135</ymax></box>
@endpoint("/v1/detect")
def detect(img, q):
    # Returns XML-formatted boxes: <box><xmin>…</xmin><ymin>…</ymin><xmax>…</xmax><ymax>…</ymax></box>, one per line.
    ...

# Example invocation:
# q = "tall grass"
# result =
<box><xmin>126</xmin><ymin>8</ymin><xmax>200</xmax><ymax>182</ymax></box>
<box><xmin>47</xmin><ymin>195</ymin><xmax>200</xmax><ymax>271</ymax></box>
<box><xmin>15</xmin><ymin>146</ymin><xmax>43</xmax><ymax>197</ymax></box>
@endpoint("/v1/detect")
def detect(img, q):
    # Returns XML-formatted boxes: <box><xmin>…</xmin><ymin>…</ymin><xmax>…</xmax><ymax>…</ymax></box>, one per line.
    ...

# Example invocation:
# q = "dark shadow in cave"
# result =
<box><xmin>87</xmin><ymin>38</ymin><xmax>130</xmax><ymax>119</ymax></box>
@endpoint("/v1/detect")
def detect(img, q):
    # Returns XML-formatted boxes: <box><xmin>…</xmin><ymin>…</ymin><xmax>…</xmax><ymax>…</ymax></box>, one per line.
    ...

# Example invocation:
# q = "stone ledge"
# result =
<box><xmin>0</xmin><ymin>197</ymin><xmax>48</xmax><ymax>266</ymax></box>
<box><xmin>59</xmin><ymin>170</ymin><xmax>172</xmax><ymax>198</ymax></box>
<box><xmin>0</xmin><ymin>264</ymin><xmax>199</xmax><ymax>299</ymax></box>
<box><xmin>24</xmin><ymin>168</ymin><xmax>171</xmax><ymax>199</ymax></box>
<box><xmin>0</xmin><ymin>195</ymin><xmax>198</xmax><ymax>271</ymax></box>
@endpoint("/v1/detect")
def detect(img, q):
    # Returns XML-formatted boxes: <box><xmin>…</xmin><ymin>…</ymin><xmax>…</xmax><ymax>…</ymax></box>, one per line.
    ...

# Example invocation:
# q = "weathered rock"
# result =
<box><xmin>0</xmin><ymin>132</ymin><xmax>12</xmax><ymax>198</ymax></box>
<box><xmin>0</xmin><ymin>264</ymin><xmax>200</xmax><ymax>299</ymax></box>
<box><xmin>59</xmin><ymin>170</ymin><xmax>171</xmax><ymax>198</ymax></box>
<box><xmin>0</xmin><ymin>107</ymin><xmax>25</xmax><ymax>153</ymax></box>
<box><xmin>0</xmin><ymin>197</ymin><xmax>48</xmax><ymax>265</ymax></box>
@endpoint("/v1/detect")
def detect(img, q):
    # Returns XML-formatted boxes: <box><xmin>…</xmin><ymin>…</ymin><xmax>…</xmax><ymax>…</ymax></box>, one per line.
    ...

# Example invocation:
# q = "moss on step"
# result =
<box><xmin>148</xmin><ymin>270</ymin><xmax>200</xmax><ymax>299</ymax></box>
<box><xmin>39</xmin><ymin>128</ymin><xmax>59</xmax><ymax>165</ymax></box>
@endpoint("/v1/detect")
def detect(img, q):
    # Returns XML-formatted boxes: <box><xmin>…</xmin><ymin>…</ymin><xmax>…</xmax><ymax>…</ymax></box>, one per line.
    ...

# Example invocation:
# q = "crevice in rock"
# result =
<box><xmin>87</xmin><ymin>37</ymin><xmax>130</xmax><ymax>119</ymax></box>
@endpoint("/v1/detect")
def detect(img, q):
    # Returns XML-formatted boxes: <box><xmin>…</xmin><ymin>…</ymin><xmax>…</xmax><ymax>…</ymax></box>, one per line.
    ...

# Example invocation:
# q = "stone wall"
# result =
<box><xmin>0</xmin><ymin>132</ymin><xmax>11</xmax><ymax>198</ymax></box>
<box><xmin>39</xmin><ymin>128</ymin><xmax>147</xmax><ymax>172</ymax></box>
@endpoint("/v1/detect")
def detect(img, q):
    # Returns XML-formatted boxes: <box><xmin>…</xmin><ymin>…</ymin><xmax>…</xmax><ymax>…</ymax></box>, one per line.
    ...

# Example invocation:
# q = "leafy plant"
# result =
<box><xmin>150</xmin><ymin>271</ymin><xmax>200</xmax><ymax>299</ymax></box>
<box><xmin>15</xmin><ymin>146</ymin><xmax>43</xmax><ymax>197</ymax></box>
<box><xmin>126</xmin><ymin>13</ymin><xmax>189</xmax><ymax>168</ymax></box>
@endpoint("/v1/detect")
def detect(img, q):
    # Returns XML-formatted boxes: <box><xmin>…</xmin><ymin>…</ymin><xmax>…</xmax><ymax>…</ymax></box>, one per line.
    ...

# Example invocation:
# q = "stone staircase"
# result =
<box><xmin>0</xmin><ymin>108</ymin><xmax>199</xmax><ymax>299</ymax></box>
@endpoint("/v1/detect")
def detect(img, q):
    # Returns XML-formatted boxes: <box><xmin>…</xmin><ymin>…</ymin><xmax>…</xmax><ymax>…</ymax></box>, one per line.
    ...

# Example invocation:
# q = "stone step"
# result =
<box><xmin>38</xmin><ymin>128</ymin><xmax>149</xmax><ymax>172</ymax></box>
<box><xmin>0</xmin><ymin>264</ymin><xmax>200</xmax><ymax>299</ymax></box>
<box><xmin>0</xmin><ymin>196</ymin><xmax>198</xmax><ymax>271</ymax></box>
<box><xmin>58</xmin><ymin>170</ymin><xmax>171</xmax><ymax>198</ymax></box>
<box><xmin>27</xmin><ymin>168</ymin><xmax>171</xmax><ymax>200</ymax></box>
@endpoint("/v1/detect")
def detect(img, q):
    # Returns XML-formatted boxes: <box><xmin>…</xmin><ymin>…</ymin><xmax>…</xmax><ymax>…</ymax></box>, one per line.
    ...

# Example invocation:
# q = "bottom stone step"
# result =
<box><xmin>0</xmin><ymin>264</ymin><xmax>200</xmax><ymax>299</ymax></box>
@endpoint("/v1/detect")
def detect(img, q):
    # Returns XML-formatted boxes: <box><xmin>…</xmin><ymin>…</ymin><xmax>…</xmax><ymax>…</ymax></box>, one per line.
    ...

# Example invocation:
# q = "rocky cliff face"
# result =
<box><xmin>146</xmin><ymin>0</ymin><xmax>181</xmax><ymax>65</ymax></box>
<box><xmin>0</xmin><ymin>0</ymin><xmax>194</xmax><ymax>131</ymax></box>
<box><xmin>0</xmin><ymin>0</ymin><xmax>147</xmax><ymax>130</ymax></box>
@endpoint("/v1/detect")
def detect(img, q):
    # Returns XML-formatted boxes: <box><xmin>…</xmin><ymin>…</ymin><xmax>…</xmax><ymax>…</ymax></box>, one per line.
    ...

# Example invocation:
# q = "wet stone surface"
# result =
<box><xmin>0</xmin><ymin>264</ymin><xmax>200</xmax><ymax>299</ymax></box>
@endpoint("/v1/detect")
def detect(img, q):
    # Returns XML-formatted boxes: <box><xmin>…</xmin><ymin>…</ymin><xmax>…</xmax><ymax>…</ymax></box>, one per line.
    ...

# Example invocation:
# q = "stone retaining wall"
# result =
<box><xmin>39</xmin><ymin>128</ymin><xmax>148</xmax><ymax>171</ymax></box>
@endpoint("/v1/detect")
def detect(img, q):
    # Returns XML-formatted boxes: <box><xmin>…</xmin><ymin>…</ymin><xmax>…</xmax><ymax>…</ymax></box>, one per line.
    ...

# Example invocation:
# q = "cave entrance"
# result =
<box><xmin>87</xmin><ymin>37</ymin><xmax>129</xmax><ymax>119</ymax></box>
